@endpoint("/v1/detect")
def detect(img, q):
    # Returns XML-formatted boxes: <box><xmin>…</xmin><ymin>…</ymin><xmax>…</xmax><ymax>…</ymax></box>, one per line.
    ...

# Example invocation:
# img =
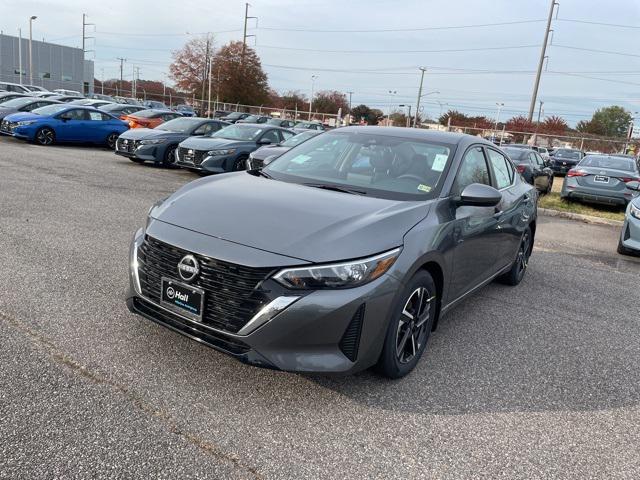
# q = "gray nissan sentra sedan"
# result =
<box><xmin>127</xmin><ymin>127</ymin><xmax>537</xmax><ymax>378</ymax></box>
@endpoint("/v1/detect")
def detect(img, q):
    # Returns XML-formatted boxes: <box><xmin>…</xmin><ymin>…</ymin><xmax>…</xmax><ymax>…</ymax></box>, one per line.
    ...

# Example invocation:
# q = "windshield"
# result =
<box><xmin>281</xmin><ymin>131</ymin><xmax>319</xmax><ymax>147</ymax></box>
<box><xmin>265</xmin><ymin>131</ymin><xmax>453</xmax><ymax>200</ymax></box>
<box><xmin>31</xmin><ymin>104</ymin><xmax>68</xmax><ymax>116</ymax></box>
<box><xmin>156</xmin><ymin>117</ymin><xmax>199</xmax><ymax>133</ymax></box>
<box><xmin>0</xmin><ymin>97</ymin><xmax>36</xmax><ymax>108</ymax></box>
<box><xmin>210</xmin><ymin>124</ymin><xmax>264</xmax><ymax>140</ymax></box>
<box><xmin>580</xmin><ymin>156</ymin><xmax>636</xmax><ymax>172</ymax></box>
<box><xmin>225</xmin><ymin>112</ymin><xmax>245</xmax><ymax>119</ymax></box>
<box><xmin>555</xmin><ymin>149</ymin><xmax>581</xmax><ymax>159</ymax></box>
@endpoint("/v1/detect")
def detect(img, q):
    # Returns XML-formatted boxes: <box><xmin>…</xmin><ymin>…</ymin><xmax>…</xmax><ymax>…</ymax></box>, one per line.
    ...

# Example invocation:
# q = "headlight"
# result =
<box><xmin>16</xmin><ymin>120</ymin><xmax>36</xmax><ymax>126</ymax></box>
<box><xmin>273</xmin><ymin>248</ymin><xmax>401</xmax><ymax>289</ymax></box>
<box><xmin>139</xmin><ymin>138</ymin><xmax>166</xmax><ymax>145</ymax></box>
<box><xmin>631</xmin><ymin>203</ymin><xmax>640</xmax><ymax>220</ymax></box>
<box><xmin>207</xmin><ymin>148</ymin><xmax>236</xmax><ymax>156</ymax></box>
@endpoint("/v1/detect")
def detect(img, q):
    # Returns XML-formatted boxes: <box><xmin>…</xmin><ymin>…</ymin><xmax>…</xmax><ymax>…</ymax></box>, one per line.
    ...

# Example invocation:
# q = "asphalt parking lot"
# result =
<box><xmin>1</xmin><ymin>136</ymin><xmax>639</xmax><ymax>479</ymax></box>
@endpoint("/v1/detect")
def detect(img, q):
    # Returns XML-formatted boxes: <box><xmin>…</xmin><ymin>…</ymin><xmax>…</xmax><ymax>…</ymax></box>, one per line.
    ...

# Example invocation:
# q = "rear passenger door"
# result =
<box><xmin>486</xmin><ymin>147</ymin><xmax>525</xmax><ymax>263</ymax></box>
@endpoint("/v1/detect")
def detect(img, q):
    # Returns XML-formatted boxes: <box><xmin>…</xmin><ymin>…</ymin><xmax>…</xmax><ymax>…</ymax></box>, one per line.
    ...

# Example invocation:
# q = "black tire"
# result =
<box><xmin>34</xmin><ymin>127</ymin><xmax>55</xmax><ymax>146</ymax></box>
<box><xmin>232</xmin><ymin>156</ymin><xmax>249</xmax><ymax>171</ymax></box>
<box><xmin>617</xmin><ymin>238</ymin><xmax>633</xmax><ymax>256</ymax></box>
<box><xmin>376</xmin><ymin>270</ymin><xmax>437</xmax><ymax>379</ymax></box>
<box><xmin>498</xmin><ymin>226</ymin><xmax>532</xmax><ymax>286</ymax></box>
<box><xmin>162</xmin><ymin>145</ymin><xmax>178</xmax><ymax>168</ymax></box>
<box><xmin>545</xmin><ymin>175</ymin><xmax>554</xmax><ymax>194</ymax></box>
<box><xmin>106</xmin><ymin>132</ymin><xmax>119</xmax><ymax>150</ymax></box>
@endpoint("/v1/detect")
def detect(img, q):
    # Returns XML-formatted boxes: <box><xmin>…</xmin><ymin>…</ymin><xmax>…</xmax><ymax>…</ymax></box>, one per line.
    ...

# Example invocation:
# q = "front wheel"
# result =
<box><xmin>162</xmin><ymin>145</ymin><xmax>178</xmax><ymax>168</ymax></box>
<box><xmin>498</xmin><ymin>226</ymin><xmax>532</xmax><ymax>286</ymax></box>
<box><xmin>232</xmin><ymin>156</ymin><xmax>249</xmax><ymax>171</ymax></box>
<box><xmin>617</xmin><ymin>238</ymin><xmax>634</xmax><ymax>256</ymax></box>
<box><xmin>35</xmin><ymin>127</ymin><xmax>55</xmax><ymax>146</ymax></box>
<box><xmin>376</xmin><ymin>271</ymin><xmax>437</xmax><ymax>379</ymax></box>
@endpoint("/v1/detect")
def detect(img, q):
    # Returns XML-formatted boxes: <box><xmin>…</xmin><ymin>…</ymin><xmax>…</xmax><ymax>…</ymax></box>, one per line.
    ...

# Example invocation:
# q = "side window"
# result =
<box><xmin>280</xmin><ymin>130</ymin><xmax>295</xmax><ymax>141</ymax></box>
<box><xmin>528</xmin><ymin>152</ymin><xmax>539</xmax><ymax>166</ymax></box>
<box><xmin>22</xmin><ymin>103</ymin><xmax>38</xmax><ymax>111</ymax></box>
<box><xmin>88</xmin><ymin>111</ymin><xmax>104</xmax><ymax>121</ymax></box>
<box><xmin>487</xmin><ymin>149</ymin><xmax>513</xmax><ymax>189</ymax></box>
<box><xmin>64</xmin><ymin>109</ymin><xmax>87</xmax><ymax>120</ymax></box>
<box><xmin>452</xmin><ymin>146</ymin><xmax>491</xmax><ymax>196</ymax></box>
<box><xmin>261</xmin><ymin>129</ymin><xmax>281</xmax><ymax>144</ymax></box>
<box><xmin>534</xmin><ymin>153</ymin><xmax>545</xmax><ymax>167</ymax></box>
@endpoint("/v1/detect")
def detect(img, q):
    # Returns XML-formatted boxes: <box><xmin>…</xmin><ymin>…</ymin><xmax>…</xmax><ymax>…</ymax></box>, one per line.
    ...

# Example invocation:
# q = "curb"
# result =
<box><xmin>538</xmin><ymin>207</ymin><xmax>624</xmax><ymax>227</ymax></box>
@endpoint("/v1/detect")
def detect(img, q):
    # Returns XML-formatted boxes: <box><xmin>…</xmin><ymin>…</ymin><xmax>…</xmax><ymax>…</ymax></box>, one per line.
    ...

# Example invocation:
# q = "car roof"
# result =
<box><xmin>232</xmin><ymin>122</ymin><xmax>290</xmax><ymax>130</ymax></box>
<box><xmin>333</xmin><ymin>126</ymin><xmax>483</xmax><ymax>145</ymax></box>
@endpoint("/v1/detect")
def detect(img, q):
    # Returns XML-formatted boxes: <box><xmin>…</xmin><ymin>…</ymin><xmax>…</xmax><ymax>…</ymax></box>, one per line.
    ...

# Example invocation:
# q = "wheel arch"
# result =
<box><xmin>418</xmin><ymin>261</ymin><xmax>444</xmax><ymax>332</ymax></box>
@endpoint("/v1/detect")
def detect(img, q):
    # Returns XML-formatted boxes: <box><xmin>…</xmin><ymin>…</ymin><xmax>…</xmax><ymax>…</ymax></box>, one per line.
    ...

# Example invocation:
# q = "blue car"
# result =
<box><xmin>0</xmin><ymin>104</ymin><xmax>129</xmax><ymax>148</ymax></box>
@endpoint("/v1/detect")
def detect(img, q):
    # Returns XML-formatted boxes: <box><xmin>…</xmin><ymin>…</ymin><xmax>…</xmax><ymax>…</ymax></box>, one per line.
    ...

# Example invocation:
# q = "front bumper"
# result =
<box><xmin>620</xmin><ymin>211</ymin><xmax>640</xmax><ymax>252</ymax></box>
<box><xmin>176</xmin><ymin>153</ymin><xmax>234</xmax><ymax>173</ymax></box>
<box><xmin>126</xmin><ymin>225</ymin><xmax>402</xmax><ymax>374</ymax></box>
<box><xmin>115</xmin><ymin>139</ymin><xmax>161</xmax><ymax>161</ymax></box>
<box><xmin>550</xmin><ymin>161</ymin><xmax>578</xmax><ymax>174</ymax></box>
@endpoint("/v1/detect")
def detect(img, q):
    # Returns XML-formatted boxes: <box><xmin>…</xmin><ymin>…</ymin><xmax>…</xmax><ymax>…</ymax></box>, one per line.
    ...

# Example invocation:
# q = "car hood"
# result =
<box><xmin>150</xmin><ymin>172</ymin><xmax>430</xmax><ymax>263</ymax></box>
<box><xmin>178</xmin><ymin>136</ymin><xmax>253</xmax><ymax>150</ymax></box>
<box><xmin>0</xmin><ymin>107</ymin><xmax>19</xmax><ymax>120</ymax></box>
<box><xmin>251</xmin><ymin>145</ymin><xmax>289</xmax><ymax>161</ymax></box>
<box><xmin>118</xmin><ymin>128</ymin><xmax>186</xmax><ymax>141</ymax></box>
<box><xmin>3</xmin><ymin>111</ymin><xmax>42</xmax><ymax>123</ymax></box>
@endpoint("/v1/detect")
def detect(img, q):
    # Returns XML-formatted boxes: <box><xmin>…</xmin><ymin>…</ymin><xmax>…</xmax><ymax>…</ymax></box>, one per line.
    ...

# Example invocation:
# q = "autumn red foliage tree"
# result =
<box><xmin>311</xmin><ymin>90</ymin><xmax>349</xmax><ymax>115</ymax></box>
<box><xmin>169</xmin><ymin>35</ymin><xmax>215</xmax><ymax>97</ymax></box>
<box><xmin>539</xmin><ymin>115</ymin><xmax>568</xmax><ymax>136</ymax></box>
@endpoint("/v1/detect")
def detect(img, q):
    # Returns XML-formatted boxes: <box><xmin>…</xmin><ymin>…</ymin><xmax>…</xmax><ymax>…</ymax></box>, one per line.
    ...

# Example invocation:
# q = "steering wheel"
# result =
<box><xmin>396</xmin><ymin>174</ymin><xmax>425</xmax><ymax>183</ymax></box>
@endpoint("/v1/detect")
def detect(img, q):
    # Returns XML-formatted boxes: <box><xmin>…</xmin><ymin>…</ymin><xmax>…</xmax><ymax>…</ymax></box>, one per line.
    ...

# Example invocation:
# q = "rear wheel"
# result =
<box><xmin>35</xmin><ymin>127</ymin><xmax>55</xmax><ymax>146</ymax></box>
<box><xmin>376</xmin><ymin>271</ymin><xmax>437</xmax><ymax>379</ymax></box>
<box><xmin>498</xmin><ymin>226</ymin><xmax>532</xmax><ymax>286</ymax></box>
<box><xmin>162</xmin><ymin>145</ymin><xmax>178</xmax><ymax>168</ymax></box>
<box><xmin>106</xmin><ymin>132</ymin><xmax>119</xmax><ymax>150</ymax></box>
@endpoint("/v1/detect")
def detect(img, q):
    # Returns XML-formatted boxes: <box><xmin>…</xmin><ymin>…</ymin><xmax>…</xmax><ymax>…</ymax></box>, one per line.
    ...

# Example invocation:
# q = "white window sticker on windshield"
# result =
<box><xmin>291</xmin><ymin>154</ymin><xmax>311</xmax><ymax>164</ymax></box>
<box><xmin>431</xmin><ymin>154</ymin><xmax>448</xmax><ymax>172</ymax></box>
<box><xmin>417</xmin><ymin>184</ymin><xmax>432</xmax><ymax>193</ymax></box>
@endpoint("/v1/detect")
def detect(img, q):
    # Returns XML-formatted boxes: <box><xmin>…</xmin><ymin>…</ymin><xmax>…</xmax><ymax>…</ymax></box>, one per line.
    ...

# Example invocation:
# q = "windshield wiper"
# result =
<box><xmin>303</xmin><ymin>183</ymin><xmax>367</xmax><ymax>195</ymax></box>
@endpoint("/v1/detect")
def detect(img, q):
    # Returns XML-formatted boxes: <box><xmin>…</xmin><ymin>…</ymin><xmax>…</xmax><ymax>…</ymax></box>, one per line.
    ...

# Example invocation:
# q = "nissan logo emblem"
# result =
<box><xmin>177</xmin><ymin>255</ymin><xmax>200</xmax><ymax>282</ymax></box>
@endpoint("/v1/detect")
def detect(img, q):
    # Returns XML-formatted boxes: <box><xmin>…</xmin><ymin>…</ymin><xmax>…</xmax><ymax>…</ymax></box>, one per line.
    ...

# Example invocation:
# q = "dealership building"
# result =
<box><xmin>0</xmin><ymin>33</ymin><xmax>93</xmax><ymax>94</ymax></box>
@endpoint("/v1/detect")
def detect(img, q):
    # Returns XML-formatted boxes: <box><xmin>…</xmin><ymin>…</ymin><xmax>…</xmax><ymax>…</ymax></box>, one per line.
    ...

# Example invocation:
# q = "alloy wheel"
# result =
<box><xmin>516</xmin><ymin>231</ymin><xmax>531</xmax><ymax>279</ymax></box>
<box><xmin>396</xmin><ymin>287</ymin><xmax>432</xmax><ymax>364</ymax></box>
<box><xmin>107</xmin><ymin>133</ymin><xmax>118</xmax><ymax>149</ymax></box>
<box><xmin>37</xmin><ymin>128</ymin><xmax>54</xmax><ymax>145</ymax></box>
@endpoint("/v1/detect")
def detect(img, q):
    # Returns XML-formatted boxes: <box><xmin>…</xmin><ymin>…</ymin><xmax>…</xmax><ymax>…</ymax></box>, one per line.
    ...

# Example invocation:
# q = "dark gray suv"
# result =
<box><xmin>127</xmin><ymin>127</ymin><xmax>537</xmax><ymax>378</ymax></box>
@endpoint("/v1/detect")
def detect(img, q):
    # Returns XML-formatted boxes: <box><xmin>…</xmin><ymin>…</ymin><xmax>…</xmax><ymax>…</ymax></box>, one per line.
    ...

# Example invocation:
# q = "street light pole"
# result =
<box><xmin>29</xmin><ymin>16</ymin><xmax>37</xmax><ymax>86</ymax></box>
<box><xmin>387</xmin><ymin>90</ymin><xmax>397</xmax><ymax>123</ymax></box>
<box><xmin>413</xmin><ymin>67</ymin><xmax>426</xmax><ymax>128</ymax></box>
<box><xmin>18</xmin><ymin>28</ymin><xmax>23</xmax><ymax>85</ymax></box>
<box><xmin>347</xmin><ymin>91</ymin><xmax>353</xmax><ymax>125</ymax></box>
<box><xmin>309</xmin><ymin>75</ymin><xmax>317</xmax><ymax>120</ymax></box>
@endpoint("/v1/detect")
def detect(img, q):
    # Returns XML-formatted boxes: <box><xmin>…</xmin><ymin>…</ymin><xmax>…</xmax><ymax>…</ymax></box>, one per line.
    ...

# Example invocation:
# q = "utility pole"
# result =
<box><xmin>117</xmin><ymin>58</ymin><xmax>126</xmax><ymax>96</ymax></box>
<box><xmin>309</xmin><ymin>75</ymin><xmax>317</xmax><ymax>120</ymax></box>
<box><xmin>18</xmin><ymin>28</ymin><xmax>22</xmax><ymax>85</ymax></box>
<box><xmin>131</xmin><ymin>64</ymin><xmax>136</xmax><ymax>98</ymax></box>
<box><xmin>82</xmin><ymin>14</ymin><xmax>94</xmax><ymax>56</ymax></box>
<box><xmin>347</xmin><ymin>91</ymin><xmax>353</xmax><ymax>125</ymax></box>
<box><xmin>528</xmin><ymin>0</ymin><xmax>557</xmax><ymax>121</ymax></box>
<box><xmin>29</xmin><ymin>16</ymin><xmax>37</xmax><ymax>86</ymax></box>
<box><xmin>207</xmin><ymin>59</ymin><xmax>213</xmax><ymax>118</ymax></box>
<box><xmin>495</xmin><ymin>102</ymin><xmax>504</xmax><ymax>139</ymax></box>
<box><xmin>536</xmin><ymin>100</ymin><xmax>545</xmax><ymax>123</ymax></box>
<box><xmin>413</xmin><ymin>67</ymin><xmax>426</xmax><ymax>128</ymax></box>
<box><xmin>202</xmin><ymin>38</ymin><xmax>210</xmax><ymax>113</ymax></box>
<box><xmin>242</xmin><ymin>3</ymin><xmax>257</xmax><ymax>63</ymax></box>
<box><xmin>100</xmin><ymin>68</ymin><xmax>104</xmax><ymax>94</ymax></box>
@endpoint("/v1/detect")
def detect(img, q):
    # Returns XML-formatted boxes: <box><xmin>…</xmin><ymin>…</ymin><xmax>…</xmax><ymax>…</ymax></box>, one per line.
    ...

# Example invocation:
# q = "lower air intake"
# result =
<box><xmin>339</xmin><ymin>304</ymin><xmax>365</xmax><ymax>362</ymax></box>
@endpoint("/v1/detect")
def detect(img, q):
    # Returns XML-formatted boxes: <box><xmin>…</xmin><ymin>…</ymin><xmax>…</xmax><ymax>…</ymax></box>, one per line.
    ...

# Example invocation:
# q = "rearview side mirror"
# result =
<box><xmin>59</xmin><ymin>115</ymin><xmax>71</xmax><ymax>121</ymax></box>
<box><xmin>457</xmin><ymin>183</ymin><xmax>502</xmax><ymax>207</ymax></box>
<box><xmin>626</xmin><ymin>181</ymin><xmax>640</xmax><ymax>192</ymax></box>
<box><xmin>258</xmin><ymin>137</ymin><xmax>272</xmax><ymax>145</ymax></box>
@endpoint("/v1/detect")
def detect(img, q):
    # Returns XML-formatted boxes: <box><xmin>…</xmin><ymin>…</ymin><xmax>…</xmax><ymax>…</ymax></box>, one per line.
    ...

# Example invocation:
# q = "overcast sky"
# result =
<box><xmin>3</xmin><ymin>0</ymin><xmax>640</xmax><ymax>124</ymax></box>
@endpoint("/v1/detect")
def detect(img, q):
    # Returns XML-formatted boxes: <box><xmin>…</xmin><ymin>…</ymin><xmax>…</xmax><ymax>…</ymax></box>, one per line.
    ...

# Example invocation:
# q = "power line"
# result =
<box><xmin>557</xmin><ymin>18</ymin><xmax>640</xmax><ymax>30</ymax></box>
<box><xmin>256</xmin><ymin>43</ymin><xmax>541</xmax><ymax>54</ymax></box>
<box><xmin>256</xmin><ymin>19</ymin><xmax>546</xmax><ymax>33</ymax></box>
<box><xmin>553</xmin><ymin>44</ymin><xmax>640</xmax><ymax>59</ymax></box>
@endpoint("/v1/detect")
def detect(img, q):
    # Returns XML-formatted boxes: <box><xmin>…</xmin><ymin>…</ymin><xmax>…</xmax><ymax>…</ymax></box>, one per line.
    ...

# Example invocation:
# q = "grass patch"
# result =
<box><xmin>539</xmin><ymin>192</ymin><xmax>626</xmax><ymax>222</ymax></box>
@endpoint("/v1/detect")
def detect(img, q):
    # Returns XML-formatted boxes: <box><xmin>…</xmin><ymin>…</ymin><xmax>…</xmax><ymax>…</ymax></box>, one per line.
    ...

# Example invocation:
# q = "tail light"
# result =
<box><xmin>618</xmin><ymin>177</ymin><xmax>640</xmax><ymax>183</ymax></box>
<box><xmin>516</xmin><ymin>165</ymin><xmax>526</xmax><ymax>173</ymax></box>
<box><xmin>567</xmin><ymin>169</ymin><xmax>588</xmax><ymax>177</ymax></box>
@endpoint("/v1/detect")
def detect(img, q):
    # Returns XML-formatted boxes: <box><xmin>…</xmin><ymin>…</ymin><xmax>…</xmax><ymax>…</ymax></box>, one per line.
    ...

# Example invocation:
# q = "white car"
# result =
<box><xmin>53</xmin><ymin>88</ymin><xmax>83</xmax><ymax>97</ymax></box>
<box><xmin>618</xmin><ymin>181</ymin><xmax>640</xmax><ymax>256</ymax></box>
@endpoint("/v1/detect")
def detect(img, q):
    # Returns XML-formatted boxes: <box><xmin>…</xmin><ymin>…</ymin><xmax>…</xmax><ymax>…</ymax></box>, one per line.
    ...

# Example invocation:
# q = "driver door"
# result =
<box><xmin>55</xmin><ymin>108</ymin><xmax>88</xmax><ymax>141</ymax></box>
<box><xmin>449</xmin><ymin>146</ymin><xmax>500</xmax><ymax>299</ymax></box>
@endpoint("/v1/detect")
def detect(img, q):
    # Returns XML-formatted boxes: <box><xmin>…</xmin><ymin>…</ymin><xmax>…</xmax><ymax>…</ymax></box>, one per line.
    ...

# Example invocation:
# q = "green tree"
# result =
<box><xmin>577</xmin><ymin>106</ymin><xmax>632</xmax><ymax>137</ymax></box>
<box><xmin>312</xmin><ymin>90</ymin><xmax>349</xmax><ymax>115</ymax></box>
<box><xmin>350</xmin><ymin>104</ymin><xmax>383</xmax><ymax>125</ymax></box>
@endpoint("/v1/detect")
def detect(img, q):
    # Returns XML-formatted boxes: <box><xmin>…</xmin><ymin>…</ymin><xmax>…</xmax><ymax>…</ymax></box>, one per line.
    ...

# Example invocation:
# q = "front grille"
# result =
<box><xmin>177</xmin><ymin>147</ymin><xmax>207</xmax><ymax>165</ymax></box>
<box><xmin>339</xmin><ymin>304</ymin><xmax>365</xmax><ymax>362</ymax></box>
<box><xmin>117</xmin><ymin>138</ymin><xmax>139</xmax><ymax>152</ymax></box>
<box><xmin>137</xmin><ymin>236</ymin><xmax>274</xmax><ymax>334</ymax></box>
<box><xmin>1</xmin><ymin>120</ymin><xmax>15</xmax><ymax>134</ymax></box>
<box><xmin>132</xmin><ymin>297</ymin><xmax>251</xmax><ymax>355</ymax></box>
